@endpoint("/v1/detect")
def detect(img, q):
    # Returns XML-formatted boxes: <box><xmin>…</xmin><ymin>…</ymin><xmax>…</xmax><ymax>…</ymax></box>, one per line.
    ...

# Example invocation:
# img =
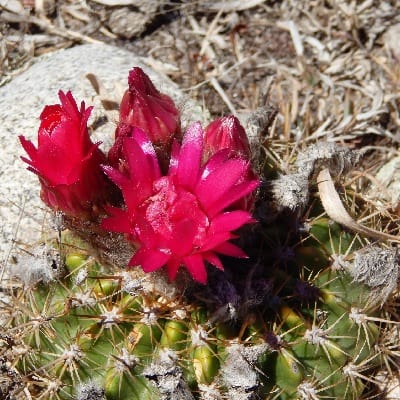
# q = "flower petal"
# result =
<box><xmin>102</xmin><ymin>165</ymin><xmax>129</xmax><ymax>188</ymax></box>
<box><xmin>20</xmin><ymin>91</ymin><xmax>110</xmax><ymax>218</ymax></box>
<box><xmin>176</xmin><ymin>122</ymin><xmax>203</xmax><ymax>189</ymax></box>
<box><xmin>206</xmin><ymin>180</ymin><xmax>259</xmax><ymax>217</ymax></box>
<box><xmin>130</xmin><ymin>127</ymin><xmax>161</xmax><ymax>179</ymax></box>
<box><xmin>166</xmin><ymin>259</ymin><xmax>181</xmax><ymax>281</ymax></box>
<box><xmin>168</xmin><ymin>140</ymin><xmax>180</xmax><ymax>175</ymax></box>
<box><xmin>129</xmin><ymin>247</ymin><xmax>170</xmax><ymax>273</ymax></box>
<box><xmin>196</xmin><ymin>158</ymin><xmax>248</xmax><ymax>214</ymax></box>
<box><xmin>201</xmin><ymin>232</ymin><xmax>235</xmax><ymax>252</ymax></box>
<box><xmin>118</xmin><ymin>67</ymin><xmax>180</xmax><ymax>146</ymax></box>
<box><xmin>19</xmin><ymin>136</ymin><xmax>37</xmax><ymax>164</ymax></box>
<box><xmin>203</xmin><ymin>115</ymin><xmax>251</xmax><ymax>161</ymax></box>
<box><xmin>202</xmin><ymin>252</ymin><xmax>224</xmax><ymax>270</ymax></box>
<box><xmin>209</xmin><ymin>210</ymin><xmax>255</xmax><ymax>234</ymax></box>
<box><xmin>183</xmin><ymin>254</ymin><xmax>207</xmax><ymax>284</ymax></box>
<box><xmin>200</xmin><ymin>148</ymin><xmax>231</xmax><ymax>179</ymax></box>
<box><xmin>124</xmin><ymin>134</ymin><xmax>159</xmax><ymax>187</ymax></box>
<box><xmin>101</xmin><ymin>206</ymin><xmax>131</xmax><ymax>233</ymax></box>
<box><xmin>214</xmin><ymin>241</ymin><xmax>248</xmax><ymax>258</ymax></box>
<box><xmin>169</xmin><ymin>219</ymin><xmax>197</xmax><ymax>256</ymax></box>
<box><xmin>58</xmin><ymin>91</ymin><xmax>80</xmax><ymax>122</ymax></box>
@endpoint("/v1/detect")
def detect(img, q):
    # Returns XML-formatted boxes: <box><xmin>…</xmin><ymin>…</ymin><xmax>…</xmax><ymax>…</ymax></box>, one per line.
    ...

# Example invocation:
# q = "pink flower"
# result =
<box><xmin>102</xmin><ymin>122</ymin><xmax>259</xmax><ymax>284</ymax></box>
<box><xmin>109</xmin><ymin>67</ymin><xmax>181</xmax><ymax>168</ymax></box>
<box><xmin>19</xmin><ymin>91</ymin><xmax>110</xmax><ymax>218</ymax></box>
<box><xmin>203</xmin><ymin>116</ymin><xmax>251</xmax><ymax>161</ymax></box>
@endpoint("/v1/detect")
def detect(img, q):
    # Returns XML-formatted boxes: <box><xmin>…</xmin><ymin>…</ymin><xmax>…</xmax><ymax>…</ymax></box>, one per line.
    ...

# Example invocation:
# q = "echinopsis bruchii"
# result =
<box><xmin>3</xmin><ymin>66</ymin><xmax>399</xmax><ymax>399</ymax></box>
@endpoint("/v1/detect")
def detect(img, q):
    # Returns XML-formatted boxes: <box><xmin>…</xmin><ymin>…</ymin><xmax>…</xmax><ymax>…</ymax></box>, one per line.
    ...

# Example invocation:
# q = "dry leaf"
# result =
<box><xmin>317</xmin><ymin>168</ymin><xmax>400</xmax><ymax>243</ymax></box>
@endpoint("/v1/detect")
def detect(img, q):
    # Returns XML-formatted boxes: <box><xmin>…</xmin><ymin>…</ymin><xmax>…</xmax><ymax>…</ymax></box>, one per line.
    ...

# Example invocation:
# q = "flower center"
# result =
<box><xmin>136</xmin><ymin>176</ymin><xmax>209</xmax><ymax>256</ymax></box>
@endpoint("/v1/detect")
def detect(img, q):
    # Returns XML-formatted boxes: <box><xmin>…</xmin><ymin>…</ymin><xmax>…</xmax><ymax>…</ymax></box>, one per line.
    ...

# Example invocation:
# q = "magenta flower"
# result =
<box><xmin>109</xmin><ymin>67</ymin><xmax>181</xmax><ymax>168</ymax></box>
<box><xmin>102</xmin><ymin>122</ymin><xmax>259</xmax><ymax>284</ymax></box>
<box><xmin>19</xmin><ymin>91</ymin><xmax>110</xmax><ymax>218</ymax></box>
<box><xmin>204</xmin><ymin>116</ymin><xmax>251</xmax><ymax>161</ymax></box>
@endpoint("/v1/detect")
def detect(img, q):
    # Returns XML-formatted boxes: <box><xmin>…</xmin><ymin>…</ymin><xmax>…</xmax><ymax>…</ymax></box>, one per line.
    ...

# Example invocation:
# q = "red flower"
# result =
<box><xmin>109</xmin><ymin>67</ymin><xmax>181</xmax><ymax>168</ymax></box>
<box><xmin>19</xmin><ymin>91</ymin><xmax>110</xmax><ymax>218</ymax></box>
<box><xmin>102</xmin><ymin>122</ymin><xmax>259</xmax><ymax>284</ymax></box>
<box><xmin>203</xmin><ymin>116</ymin><xmax>251</xmax><ymax>161</ymax></box>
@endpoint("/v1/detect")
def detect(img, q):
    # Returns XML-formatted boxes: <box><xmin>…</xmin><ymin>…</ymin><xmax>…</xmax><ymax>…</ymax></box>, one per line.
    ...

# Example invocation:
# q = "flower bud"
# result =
<box><xmin>109</xmin><ymin>67</ymin><xmax>181</xmax><ymax>169</ymax></box>
<box><xmin>203</xmin><ymin>116</ymin><xmax>251</xmax><ymax>162</ymax></box>
<box><xmin>19</xmin><ymin>91</ymin><xmax>112</xmax><ymax>218</ymax></box>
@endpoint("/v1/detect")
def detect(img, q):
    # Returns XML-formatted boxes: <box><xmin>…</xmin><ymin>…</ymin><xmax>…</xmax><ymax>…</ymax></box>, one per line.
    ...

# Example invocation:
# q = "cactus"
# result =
<box><xmin>4</xmin><ymin>205</ymin><xmax>395</xmax><ymax>399</ymax></box>
<box><xmin>3</xmin><ymin>67</ymin><xmax>400</xmax><ymax>400</ymax></box>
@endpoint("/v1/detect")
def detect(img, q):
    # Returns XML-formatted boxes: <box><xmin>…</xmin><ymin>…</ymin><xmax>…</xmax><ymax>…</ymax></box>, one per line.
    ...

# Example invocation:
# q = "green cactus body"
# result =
<box><xmin>6</xmin><ymin>225</ymin><xmax>384</xmax><ymax>400</ymax></box>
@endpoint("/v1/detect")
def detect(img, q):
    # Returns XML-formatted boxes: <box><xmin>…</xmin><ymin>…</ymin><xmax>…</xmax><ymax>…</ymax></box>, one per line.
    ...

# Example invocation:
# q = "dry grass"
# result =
<box><xmin>2</xmin><ymin>1</ymin><xmax>399</xmax><ymax>168</ymax></box>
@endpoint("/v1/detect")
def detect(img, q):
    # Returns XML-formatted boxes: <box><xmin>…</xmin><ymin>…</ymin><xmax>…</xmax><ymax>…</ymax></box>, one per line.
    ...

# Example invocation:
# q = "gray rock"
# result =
<box><xmin>369</xmin><ymin>155</ymin><xmax>400</xmax><ymax>209</ymax></box>
<box><xmin>0</xmin><ymin>43</ymin><xmax>205</xmax><ymax>261</ymax></box>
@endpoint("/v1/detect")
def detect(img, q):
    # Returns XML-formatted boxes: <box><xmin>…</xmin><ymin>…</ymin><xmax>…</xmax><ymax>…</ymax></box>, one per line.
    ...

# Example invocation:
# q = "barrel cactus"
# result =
<box><xmin>2</xmin><ymin>66</ymin><xmax>399</xmax><ymax>400</ymax></box>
